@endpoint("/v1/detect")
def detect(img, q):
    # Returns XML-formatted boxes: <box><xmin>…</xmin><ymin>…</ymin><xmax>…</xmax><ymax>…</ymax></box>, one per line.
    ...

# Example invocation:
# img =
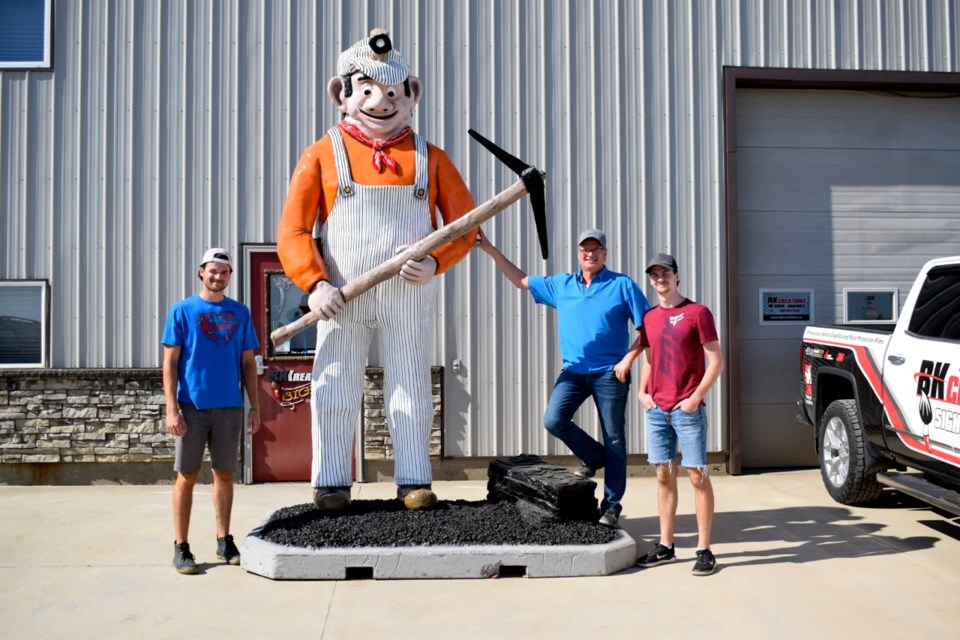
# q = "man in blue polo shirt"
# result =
<box><xmin>477</xmin><ymin>228</ymin><xmax>649</xmax><ymax>527</ymax></box>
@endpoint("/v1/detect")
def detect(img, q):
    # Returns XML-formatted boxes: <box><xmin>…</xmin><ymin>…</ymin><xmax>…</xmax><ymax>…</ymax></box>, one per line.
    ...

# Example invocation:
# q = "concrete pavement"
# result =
<box><xmin>1</xmin><ymin>469</ymin><xmax>959</xmax><ymax>639</ymax></box>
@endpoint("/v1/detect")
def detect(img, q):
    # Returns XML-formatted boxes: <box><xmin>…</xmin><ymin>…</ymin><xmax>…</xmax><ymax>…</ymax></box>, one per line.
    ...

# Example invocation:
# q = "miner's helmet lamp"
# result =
<box><xmin>337</xmin><ymin>29</ymin><xmax>411</xmax><ymax>98</ymax></box>
<box><xmin>369</xmin><ymin>31</ymin><xmax>392</xmax><ymax>55</ymax></box>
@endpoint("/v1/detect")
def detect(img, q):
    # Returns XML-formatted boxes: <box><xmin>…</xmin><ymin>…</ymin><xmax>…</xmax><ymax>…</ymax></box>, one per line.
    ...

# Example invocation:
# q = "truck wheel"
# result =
<box><xmin>819</xmin><ymin>399</ymin><xmax>884</xmax><ymax>504</ymax></box>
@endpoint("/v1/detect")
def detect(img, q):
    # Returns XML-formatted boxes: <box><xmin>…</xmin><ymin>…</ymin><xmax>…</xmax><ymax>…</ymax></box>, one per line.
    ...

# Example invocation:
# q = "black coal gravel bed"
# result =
<box><xmin>257</xmin><ymin>500</ymin><xmax>619</xmax><ymax>549</ymax></box>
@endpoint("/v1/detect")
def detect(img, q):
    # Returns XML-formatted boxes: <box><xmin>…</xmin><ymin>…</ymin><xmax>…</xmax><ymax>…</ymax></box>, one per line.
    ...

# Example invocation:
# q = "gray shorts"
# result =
<box><xmin>174</xmin><ymin>404</ymin><xmax>243</xmax><ymax>475</ymax></box>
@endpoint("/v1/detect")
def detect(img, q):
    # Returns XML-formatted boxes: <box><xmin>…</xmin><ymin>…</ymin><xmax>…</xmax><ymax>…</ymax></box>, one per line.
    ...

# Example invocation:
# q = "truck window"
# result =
<box><xmin>907</xmin><ymin>265</ymin><xmax>960</xmax><ymax>341</ymax></box>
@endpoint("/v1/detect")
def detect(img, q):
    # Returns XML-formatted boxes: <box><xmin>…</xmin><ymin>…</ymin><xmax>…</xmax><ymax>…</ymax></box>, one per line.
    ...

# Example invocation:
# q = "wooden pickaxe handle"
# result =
<box><xmin>270</xmin><ymin>173</ymin><xmax>541</xmax><ymax>347</ymax></box>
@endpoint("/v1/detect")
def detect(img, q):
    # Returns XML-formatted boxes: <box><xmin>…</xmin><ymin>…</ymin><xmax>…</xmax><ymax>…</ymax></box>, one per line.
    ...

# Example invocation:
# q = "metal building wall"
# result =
<box><xmin>1</xmin><ymin>1</ymin><xmax>958</xmax><ymax>458</ymax></box>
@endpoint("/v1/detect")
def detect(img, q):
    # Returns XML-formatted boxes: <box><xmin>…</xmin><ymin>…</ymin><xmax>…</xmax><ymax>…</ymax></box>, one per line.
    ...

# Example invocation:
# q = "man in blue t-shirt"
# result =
<box><xmin>161</xmin><ymin>248</ymin><xmax>260</xmax><ymax>574</ymax></box>
<box><xmin>478</xmin><ymin>228</ymin><xmax>649</xmax><ymax>528</ymax></box>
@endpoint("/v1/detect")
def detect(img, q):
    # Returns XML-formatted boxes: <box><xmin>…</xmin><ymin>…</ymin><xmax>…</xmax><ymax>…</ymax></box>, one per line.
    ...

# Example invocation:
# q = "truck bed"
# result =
<box><xmin>809</xmin><ymin>322</ymin><xmax>896</xmax><ymax>335</ymax></box>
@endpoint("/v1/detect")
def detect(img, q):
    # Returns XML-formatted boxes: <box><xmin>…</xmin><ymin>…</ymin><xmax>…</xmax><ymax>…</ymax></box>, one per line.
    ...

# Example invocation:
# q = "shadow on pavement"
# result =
<box><xmin>621</xmin><ymin>500</ymin><xmax>941</xmax><ymax>569</ymax></box>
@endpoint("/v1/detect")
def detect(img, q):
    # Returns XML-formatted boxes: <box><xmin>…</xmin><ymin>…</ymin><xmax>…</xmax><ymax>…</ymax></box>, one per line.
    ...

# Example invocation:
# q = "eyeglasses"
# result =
<box><xmin>648</xmin><ymin>270</ymin><xmax>674</xmax><ymax>280</ymax></box>
<box><xmin>578</xmin><ymin>247</ymin><xmax>605</xmax><ymax>255</ymax></box>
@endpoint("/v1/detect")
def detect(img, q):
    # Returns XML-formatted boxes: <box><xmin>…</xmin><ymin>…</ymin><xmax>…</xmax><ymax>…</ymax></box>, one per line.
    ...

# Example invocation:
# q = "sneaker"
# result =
<box><xmin>573</xmin><ymin>463</ymin><xmax>600</xmax><ymax>479</ymax></box>
<box><xmin>598</xmin><ymin>511</ymin><xmax>619</xmax><ymax>529</ymax></box>
<box><xmin>216</xmin><ymin>534</ymin><xmax>241</xmax><ymax>565</ymax></box>
<box><xmin>173</xmin><ymin>542</ymin><xmax>200</xmax><ymax>575</ymax></box>
<box><xmin>692</xmin><ymin>548</ymin><xmax>717</xmax><ymax>576</ymax></box>
<box><xmin>636</xmin><ymin>543</ymin><xmax>676</xmax><ymax>568</ymax></box>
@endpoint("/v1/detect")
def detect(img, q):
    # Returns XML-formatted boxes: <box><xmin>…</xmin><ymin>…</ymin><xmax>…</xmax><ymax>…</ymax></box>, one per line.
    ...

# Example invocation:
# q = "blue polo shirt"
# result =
<box><xmin>528</xmin><ymin>267</ymin><xmax>649</xmax><ymax>374</ymax></box>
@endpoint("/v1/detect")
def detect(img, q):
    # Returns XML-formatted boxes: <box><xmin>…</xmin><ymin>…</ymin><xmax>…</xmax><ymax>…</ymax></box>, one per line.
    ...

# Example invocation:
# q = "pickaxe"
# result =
<box><xmin>270</xmin><ymin>129</ymin><xmax>548</xmax><ymax>347</ymax></box>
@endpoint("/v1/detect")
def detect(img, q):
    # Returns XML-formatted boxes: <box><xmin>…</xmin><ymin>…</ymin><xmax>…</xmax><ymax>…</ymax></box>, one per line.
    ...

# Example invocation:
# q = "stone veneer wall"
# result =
<box><xmin>362</xmin><ymin>367</ymin><xmax>443</xmax><ymax>460</ymax></box>
<box><xmin>0</xmin><ymin>367</ymin><xmax>442</xmax><ymax>483</ymax></box>
<box><xmin>0</xmin><ymin>370</ymin><xmax>169</xmax><ymax>466</ymax></box>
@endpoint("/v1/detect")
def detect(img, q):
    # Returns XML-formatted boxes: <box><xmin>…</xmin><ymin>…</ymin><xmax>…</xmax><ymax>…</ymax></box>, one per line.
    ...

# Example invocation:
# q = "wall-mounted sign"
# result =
<box><xmin>269</xmin><ymin>369</ymin><xmax>312</xmax><ymax>410</ymax></box>
<box><xmin>760</xmin><ymin>289</ymin><xmax>813</xmax><ymax>324</ymax></box>
<box><xmin>843</xmin><ymin>288</ymin><xmax>898</xmax><ymax>324</ymax></box>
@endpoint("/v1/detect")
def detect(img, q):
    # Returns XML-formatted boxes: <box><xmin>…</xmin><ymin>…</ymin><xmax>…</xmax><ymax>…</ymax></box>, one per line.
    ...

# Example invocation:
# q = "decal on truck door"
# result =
<box><xmin>915</xmin><ymin>360</ymin><xmax>960</xmax><ymax>450</ymax></box>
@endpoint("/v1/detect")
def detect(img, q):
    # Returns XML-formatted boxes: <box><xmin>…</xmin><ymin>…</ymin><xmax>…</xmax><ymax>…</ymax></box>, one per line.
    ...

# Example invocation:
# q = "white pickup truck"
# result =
<box><xmin>797</xmin><ymin>256</ymin><xmax>960</xmax><ymax>514</ymax></box>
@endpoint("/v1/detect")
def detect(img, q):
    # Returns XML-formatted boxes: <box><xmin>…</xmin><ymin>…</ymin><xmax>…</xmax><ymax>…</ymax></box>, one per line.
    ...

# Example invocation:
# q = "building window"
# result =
<box><xmin>0</xmin><ymin>0</ymin><xmax>53</xmax><ymax>70</ymax></box>
<box><xmin>0</xmin><ymin>281</ymin><xmax>48</xmax><ymax>367</ymax></box>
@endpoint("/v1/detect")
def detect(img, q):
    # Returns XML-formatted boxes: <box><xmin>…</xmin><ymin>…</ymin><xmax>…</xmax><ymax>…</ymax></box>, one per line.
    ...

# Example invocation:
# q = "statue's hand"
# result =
<box><xmin>396</xmin><ymin>245</ymin><xmax>438</xmax><ymax>285</ymax></box>
<box><xmin>308</xmin><ymin>281</ymin><xmax>345</xmax><ymax>320</ymax></box>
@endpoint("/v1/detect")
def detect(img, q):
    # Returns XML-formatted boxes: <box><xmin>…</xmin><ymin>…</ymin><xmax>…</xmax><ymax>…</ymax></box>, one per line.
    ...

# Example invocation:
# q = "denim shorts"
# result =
<box><xmin>645</xmin><ymin>406</ymin><xmax>708</xmax><ymax>468</ymax></box>
<box><xmin>175</xmin><ymin>404</ymin><xmax>243</xmax><ymax>474</ymax></box>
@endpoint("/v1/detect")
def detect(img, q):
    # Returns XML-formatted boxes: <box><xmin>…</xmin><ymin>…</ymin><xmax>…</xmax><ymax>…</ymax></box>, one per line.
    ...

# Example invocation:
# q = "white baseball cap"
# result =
<box><xmin>200</xmin><ymin>247</ymin><xmax>232</xmax><ymax>267</ymax></box>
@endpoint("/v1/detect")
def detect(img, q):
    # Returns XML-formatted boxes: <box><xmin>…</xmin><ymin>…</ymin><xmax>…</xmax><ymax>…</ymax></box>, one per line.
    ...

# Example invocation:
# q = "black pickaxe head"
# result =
<box><xmin>468</xmin><ymin>129</ymin><xmax>548</xmax><ymax>259</ymax></box>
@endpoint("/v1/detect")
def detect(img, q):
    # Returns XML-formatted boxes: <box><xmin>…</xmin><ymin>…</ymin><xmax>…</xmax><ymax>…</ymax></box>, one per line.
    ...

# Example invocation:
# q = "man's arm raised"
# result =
<box><xmin>475</xmin><ymin>228</ymin><xmax>529</xmax><ymax>290</ymax></box>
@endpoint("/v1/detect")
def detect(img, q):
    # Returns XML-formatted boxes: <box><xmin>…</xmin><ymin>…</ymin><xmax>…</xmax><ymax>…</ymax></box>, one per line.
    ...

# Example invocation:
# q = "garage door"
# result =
<box><xmin>737</xmin><ymin>88</ymin><xmax>960</xmax><ymax>467</ymax></box>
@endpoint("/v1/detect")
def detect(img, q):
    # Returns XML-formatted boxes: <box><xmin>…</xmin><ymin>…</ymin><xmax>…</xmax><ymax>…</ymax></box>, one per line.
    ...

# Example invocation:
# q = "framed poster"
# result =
<box><xmin>759</xmin><ymin>289</ymin><xmax>813</xmax><ymax>325</ymax></box>
<box><xmin>843</xmin><ymin>288</ymin><xmax>898</xmax><ymax>324</ymax></box>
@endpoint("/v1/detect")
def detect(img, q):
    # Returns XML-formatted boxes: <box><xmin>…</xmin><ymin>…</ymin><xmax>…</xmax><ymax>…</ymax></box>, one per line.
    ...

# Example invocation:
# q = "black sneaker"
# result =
<box><xmin>636</xmin><ymin>543</ymin><xmax>676</xmax><ymax>568</ymax></box>
<box><xmin>173</xmin><ymin>542</ymin><xmax>200</xmax><ymax>575</ymax></box>
<box><xmin>216</xmin><ymin>534</ymin><xmax>241</xmax><ymax>565</ymax></box>
<box><xmin>692</xmin><ymin>548</ymin><xmax>717</xmax><ymax>576</ymax></box>
<box><xmin>573</xmin><ymin>464</ymin><xmax>600</xmax><ymax>479</ymax></box>
<box><xmin>598</xmin><ymin>511</ymin><xmax>619</xmax><ymax>528</ymax></box>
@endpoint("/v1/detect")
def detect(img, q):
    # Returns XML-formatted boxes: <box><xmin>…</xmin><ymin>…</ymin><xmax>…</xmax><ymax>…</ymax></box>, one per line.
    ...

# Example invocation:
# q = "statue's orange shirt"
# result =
<box><xmin>277</xmin><ymin>132</ymin><xmax>478</xmax><ymax>292</ymax></box>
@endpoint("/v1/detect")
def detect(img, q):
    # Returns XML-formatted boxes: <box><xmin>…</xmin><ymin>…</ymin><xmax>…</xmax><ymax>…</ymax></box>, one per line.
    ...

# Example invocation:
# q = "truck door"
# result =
<box><xmin>882</xmin><ymin>263</ymin><xmax>960</xmax><ymax>467</ymax></box>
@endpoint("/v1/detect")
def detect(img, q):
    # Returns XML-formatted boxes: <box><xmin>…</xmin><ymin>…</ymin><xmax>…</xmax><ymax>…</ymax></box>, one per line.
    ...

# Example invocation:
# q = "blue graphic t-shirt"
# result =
<box><xmin>161</xmin><ymin>295</ymin><xmax>259</xmax><ymax>409</ymax></box>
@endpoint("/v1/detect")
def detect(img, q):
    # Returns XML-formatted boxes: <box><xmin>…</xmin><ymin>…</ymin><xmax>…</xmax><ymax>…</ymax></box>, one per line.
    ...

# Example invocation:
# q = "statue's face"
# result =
<box><xmin>329</xmin><ymin>72</ymin><xmax>422</xmax><ymax>139</ymax></box>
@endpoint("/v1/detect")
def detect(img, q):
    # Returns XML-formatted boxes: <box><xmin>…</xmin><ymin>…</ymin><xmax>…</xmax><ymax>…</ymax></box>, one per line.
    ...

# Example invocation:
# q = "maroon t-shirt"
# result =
<box><xmin>638</xmin><ymin>299</ymin><xmax>718</xmax><ymax>410</ymax></box>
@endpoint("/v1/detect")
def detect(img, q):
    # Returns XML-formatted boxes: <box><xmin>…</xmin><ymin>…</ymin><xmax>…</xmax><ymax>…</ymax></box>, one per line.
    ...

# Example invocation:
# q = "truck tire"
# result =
<box><xmin>819</xmin><ymin>399</ymin><xmax>884</xmax><ymax>504</ymax></box>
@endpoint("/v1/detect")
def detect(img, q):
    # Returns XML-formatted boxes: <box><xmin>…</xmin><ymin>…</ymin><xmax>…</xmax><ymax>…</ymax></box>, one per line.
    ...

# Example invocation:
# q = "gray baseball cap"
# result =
<box><xmin>646</xmin><ymin>252</ymin><xmax>678</xmax><ymax>274</ymax></box>
<box><xmin>577</xmin><ymin>228</ymin><xmax>606</xmax><ymax>247</ymax></box>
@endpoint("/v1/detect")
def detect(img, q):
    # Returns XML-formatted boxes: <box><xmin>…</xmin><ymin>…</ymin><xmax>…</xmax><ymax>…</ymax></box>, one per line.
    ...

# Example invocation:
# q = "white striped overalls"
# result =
<box><xmin>310</xmin><ymin>127</ymin><xmax>438</xmax><ymax>488</ymax></box>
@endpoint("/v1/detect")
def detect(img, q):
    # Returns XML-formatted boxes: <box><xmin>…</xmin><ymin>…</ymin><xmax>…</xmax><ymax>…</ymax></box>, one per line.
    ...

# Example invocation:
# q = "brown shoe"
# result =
<box><xmin>313</xmin><ymin>487</ymin><xmax>351</xmax><ymax>511</ymax></box>
<box><xmin>397</xmin><ymin>485</ymin><xmax>437</xmax><ymax>510</ymax></box>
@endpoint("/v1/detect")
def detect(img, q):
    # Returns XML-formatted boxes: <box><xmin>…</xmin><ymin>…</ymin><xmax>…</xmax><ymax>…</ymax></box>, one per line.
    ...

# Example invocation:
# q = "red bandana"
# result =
<box><xmin>337</xmin><ymin>121</ymin><xmax>412</xmax><ymax>174</ymax></box>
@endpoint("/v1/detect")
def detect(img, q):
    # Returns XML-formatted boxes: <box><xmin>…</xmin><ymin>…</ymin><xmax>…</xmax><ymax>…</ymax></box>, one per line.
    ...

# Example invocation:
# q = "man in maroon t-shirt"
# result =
<box><xmin>634</xmin><ymin>252</ymin><xmax>724</xmax><ymax>576</ymax></box>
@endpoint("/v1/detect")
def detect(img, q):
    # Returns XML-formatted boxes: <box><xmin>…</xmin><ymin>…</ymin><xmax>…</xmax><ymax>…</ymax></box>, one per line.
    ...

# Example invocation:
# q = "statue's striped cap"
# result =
<box><xmin>337</xmin><ymin>33</ymin><xmax>410</xmax><ymax>85</ymax></box>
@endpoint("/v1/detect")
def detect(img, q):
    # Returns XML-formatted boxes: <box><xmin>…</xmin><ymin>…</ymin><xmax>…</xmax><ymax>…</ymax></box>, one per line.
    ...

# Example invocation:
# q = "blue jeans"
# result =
<box><xmin>543</xmin><ymin>369</ymin><xmax>630</xmax><ymax>515</ymax></box>
<box><xmin>645</xmin><ymin>406</ymin><xmax>709</xmax><ymax>468</ymax></box>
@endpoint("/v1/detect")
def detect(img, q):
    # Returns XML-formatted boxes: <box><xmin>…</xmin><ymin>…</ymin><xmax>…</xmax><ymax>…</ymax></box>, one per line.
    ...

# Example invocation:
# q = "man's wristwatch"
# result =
<box><xmin>248</xmin><ymin>407</ymin><xmax>260</xmax><ymax>413</ymax></box>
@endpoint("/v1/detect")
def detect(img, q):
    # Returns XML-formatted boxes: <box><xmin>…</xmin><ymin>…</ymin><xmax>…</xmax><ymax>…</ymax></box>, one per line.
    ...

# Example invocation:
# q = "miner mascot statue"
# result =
<box><xmin>277</xmin><ymin>29</ymin><xmax>477</xmax><ymax>511</ymax></box>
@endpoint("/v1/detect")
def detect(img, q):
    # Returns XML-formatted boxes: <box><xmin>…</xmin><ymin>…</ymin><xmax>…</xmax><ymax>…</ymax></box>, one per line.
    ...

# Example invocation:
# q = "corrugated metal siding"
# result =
<box><xmin>2</xmin><ymin>0</ymin><xmax>958</xmax><ymax>457</ymax></box>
